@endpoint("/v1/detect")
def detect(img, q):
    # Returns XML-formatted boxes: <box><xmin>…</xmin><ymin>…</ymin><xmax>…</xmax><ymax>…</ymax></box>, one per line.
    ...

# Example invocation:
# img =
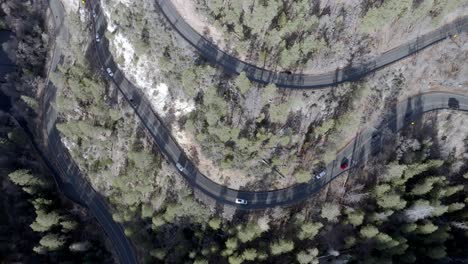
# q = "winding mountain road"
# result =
<box><xmin>89</xmin><ymin>0</ymin><xmax>468</xmax><ymax>209</ymax></box>
<box><xmin>155</xmin><ymin>0</ymin><xmax>468</xmax><ymax>88</ymax></box>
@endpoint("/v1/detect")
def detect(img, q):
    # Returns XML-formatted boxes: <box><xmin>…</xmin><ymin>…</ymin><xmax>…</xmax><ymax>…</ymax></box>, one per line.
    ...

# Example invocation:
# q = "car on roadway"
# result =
<box><xmin>340</xmin><ymin>157</ymin><xmax>349</xmax><ymax>170</ymax></box>
<box><xmin>176</xmin><ymin>163</ymin><xmax>185</xmax><ymax>172</ymax></box>
<box><xmin>315</xmin><ymin>170</ymin><xmax>326</xmax><ymax>180</ymax></box>
<box><xmin>448</xmin><ymin>97</ymin><xmax>459</xmax><ymax>110</ymax></box>
<box><xmin>106</xmin><ymin>68</ymin><xmax>114</xmax><ymax>77</ymax></box>
<box><xmin>92</xmin><ymin>10</ymin><xmax>97</xmax><ymax>18</ymax></box>
<box><xmin>235</xmin><ymin>198</ymin><xmax>248</xmax><ymax>205</ymax></box>
<box><xmin>404</xmin><ymin>111</ymin><xmax>413</xmax><ymax>123</ymax></box>
<box><xmin>95</xmin><ymin>33</ymin><xmax>100</xmax><ymax>42</ymax></box>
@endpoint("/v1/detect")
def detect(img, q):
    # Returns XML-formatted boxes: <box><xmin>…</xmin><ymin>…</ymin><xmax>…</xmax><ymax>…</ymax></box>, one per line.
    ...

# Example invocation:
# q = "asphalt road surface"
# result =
<box><xmin>155</xmin><ymin>0</ymin><xmax>468</xmax><ymax>88</ymax></box>
<box><xmin>89</xmin><ymin>0</ymin><xmax>468</xmax><ymax>209</ymax></box>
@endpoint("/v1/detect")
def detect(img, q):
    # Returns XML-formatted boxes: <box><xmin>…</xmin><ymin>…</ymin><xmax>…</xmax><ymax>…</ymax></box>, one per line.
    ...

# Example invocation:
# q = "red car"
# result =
<box><xmin>340</xmin><ymin>158</ymin><xmax>349</xmax><ymax>170</ymax></box>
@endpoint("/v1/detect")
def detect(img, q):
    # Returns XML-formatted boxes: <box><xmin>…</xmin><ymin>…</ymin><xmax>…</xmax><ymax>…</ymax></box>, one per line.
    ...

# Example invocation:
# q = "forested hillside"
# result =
<box><xmin>0</xmin><ymin>114</ymin><xmax>112</xmax><ymax>262</ymax></box>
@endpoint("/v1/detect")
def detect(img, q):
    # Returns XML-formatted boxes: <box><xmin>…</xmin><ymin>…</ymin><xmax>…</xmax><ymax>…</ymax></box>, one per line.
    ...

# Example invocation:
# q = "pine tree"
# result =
<box><xmin>426</xmin><ymin>245</ymin><xmax>446</xmax><ymax>259</ymax></box>
<box><xmin>193</xmin><ymin>259</ymin><xmax>208</xmax><ymax>264</ymax></box>
<box><xmin>30</xmin><ymin>210</ymin><xmax>61</xmax><ymax>232</ymax></box>
<box><xmin>235</xmin><ymin>72</ymin><xmax>251</xmax><ymax>95</ymax></box>
<box><xmin>296</xmin><ymin>248</ymin><xmax>319</xmax><ymax>264</ymax></box>
<box><xmin>270</xmin><ymin>239</ymin><xmax>294</xmax><ymax>255</ymax></box>
<box><xmin>321</xmin><ymin>203</ymin><xmax>341</xmax><ymax>222</ymax></box>
<box><xmin>295</xmin><ymin>169</ymin><xmax>312</xmax><ymax>183</ymax></box>
<box><xmin>447</xmin><ymin>202</ymin><xmax>464</xmax><ymax>213</ymax></box>
<box><xmin>38</xmin><ymin>233</ymin><xmax>66</xmax><ymax>251</ymax></box>
<box><xmin>237</xmin><ymin>222</ymin><xmax>264</xmax><ymax>243</ymax></box>
<box><xmin>208</xmin><ymin>218</ymin><xmax>221</xmax><ymax>230</ymax></box>
<box><xmin>415</xmin><ymin>221</ymin><xmax>438</xmax><ymax>235</ymax></box>
<box><xmin>360</xmin><ymin>225</ymin><xmax>379</xmax><ymax>239</ymax></box>
<box><xmin>377</xmin><ymin>193</ymin><xmax>406</xmax><ymax>210</ymax></box>
<box><xmin>346</xmin><ymin>209</ymin><xmax>365</xmax><ymax>227</ymax></box>
<box><xmin>297</xmin><ymin>222</ymin><xmax>323</xmax><ymax>240</ymax></box>
<box><xmin>228</xmin><ymin>254</ymin><xmax>244</xmax><ymax>264</ymax></box>
<box><xmin>60</xmin><ymin>219</ymin><xmax>78</xmax><ymax>232</ymax></box>
<box><xmin>242</xmin><ymin>248</ymin><xmax>257</xmax><ymax>261</ymax></box>
<box><xmin>410</xmin><ymin>176</ymin><xmax>442</xmax><ymax>196</ymax></box>
<box><xmin>261</xmin><ymin>83</ymin><xmax>277</xmax><ymax>105</ymax></box>
<box><xmin>225</xmin><ymin>237</ymin><xmax>238</xmax><ymax>255</ymax></box>
<box><xmin>8</xmin><ymin>169</ymin><xmax>45</xmax><ymax>193</ymax></box>
<box><xmin>150</xmin><ymin>248</ymin><xmax>167</xmax><ymax>260</ymax></box>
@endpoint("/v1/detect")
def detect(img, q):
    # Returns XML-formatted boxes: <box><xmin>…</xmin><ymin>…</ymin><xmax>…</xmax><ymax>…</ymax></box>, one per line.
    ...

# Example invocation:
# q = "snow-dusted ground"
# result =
<box><xmin>101</xmin><ymin>1</ymin><xmax>195</xmax><ymax>119</ymax></box>
<box><xmin>436</xmin><ymin>112</ymin><xmax>468</xmax><ymax>161</ymax></box>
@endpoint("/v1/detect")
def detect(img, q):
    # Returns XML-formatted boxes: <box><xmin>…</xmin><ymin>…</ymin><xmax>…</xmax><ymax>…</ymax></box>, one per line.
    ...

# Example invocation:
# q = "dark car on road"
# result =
<box><xmin>448</xmin><ymin>97</ymin><xmax>459</xmax><ymax>110</ymax></box>
<box><xmin>340</xmin><ymin>157</ymin><xmax>349</xmax><ymax>170</ymax></box>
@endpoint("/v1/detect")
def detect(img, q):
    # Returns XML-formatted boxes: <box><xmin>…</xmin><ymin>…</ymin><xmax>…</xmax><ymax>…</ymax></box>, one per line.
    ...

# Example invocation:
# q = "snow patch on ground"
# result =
<box><xmin>436</xmin><ymin>112</ymin><xmax>468</xmax><ymax>158</ymax></box>
<box><xmin>101</xmin><ymin>6</ymin><xmax>117</xmax><ymax>33</ymax></box>
<box><xmin>61</xmin><ymin>137</ymin><xmax>76</xmax><ymax>151</ymax></box>
<box><xmin>101</xmin><ymin>2</ymin><xmax>195</xmax><ymax>119</ymax></box>
<box><xmin>114</xmin><ymin>33</ymin><xmax>135</xmax><ymax>65</ymax></box>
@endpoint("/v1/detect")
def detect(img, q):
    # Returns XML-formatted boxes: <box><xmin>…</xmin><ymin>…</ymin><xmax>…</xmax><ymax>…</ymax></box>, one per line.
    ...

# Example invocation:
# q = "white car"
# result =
<box><xmin>106</xmin><ymin>68</ymin><xmax>113</xmax><ymax>77</ymax></box>
<box><xmin>176</xmin><ymin>163</ymin><xmax>184</xmax><ymax>172</ymax></box>
<box><xmin>235</xmin><ymin>198</ymin><xmax>248</xmax><ymax>205</ymax></box>
<box><xmin>95</xmin><ymin>33</ymin><xmax>100</xmax><ymax>42</ymax></box>
<box><xmin>315</xmin><ymin>170</ymin><xmax>326</xmax><ymax>180</ymax></box>
<box><xmin>92</xmin><ymin>10</ymin><xmax>97</xmax><ymax>18</ymax></box>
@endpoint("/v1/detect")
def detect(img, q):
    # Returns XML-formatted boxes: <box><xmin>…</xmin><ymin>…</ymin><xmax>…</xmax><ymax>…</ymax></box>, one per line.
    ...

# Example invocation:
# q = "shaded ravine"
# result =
<box><xmin>89</xmin><ymin>0</ymin><xmax>468</xmax><ymax>209</ymax></box>
<box><xmin>155</xmin><ymin>0</ymin><xmax>467</xmax><ymax>88</ymax></box>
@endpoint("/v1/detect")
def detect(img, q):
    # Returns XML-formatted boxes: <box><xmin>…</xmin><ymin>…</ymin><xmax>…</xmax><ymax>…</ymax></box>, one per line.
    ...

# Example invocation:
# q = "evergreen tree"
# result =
<box><xmin>270</xmin><ymin>239</ymin><xmax>294</xmax><ymax>255</ymax></box>
<box><xmin>234</xmin><ymin>72</ymin><xmax>251</xmax><ymax>95</ymax></box>
<box><xmin>8</xmin><ymin>169</ymin><xmax>46</xmax><ymax>193</ymax></box>
<box><xmin>38</xmin><ymin>233</ymin><xmax>66</xmax><ymax>251</ymax></box>
<box><xmin>296</xmin><ymin>248</ymin><xmax>319</xmax><ymax>264</ymax></box>
<box><xmin>297</xmin><ymin>222</ymin><xmax>323</xmax><ymax>240</ymax></box>
<box><xmin>321</xmin><ymin>203</ymin><xmax>341</xmax><ymax>222</ymax></box>
<box><xmin>360</xmin><ymin>225</ymin><xmax>379</xmax><ymax>239</ymax></box>
<box><xmin>241</xmin><ymin>248</ymin><xmax>257</xmax><ymax>261</ymax></box>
